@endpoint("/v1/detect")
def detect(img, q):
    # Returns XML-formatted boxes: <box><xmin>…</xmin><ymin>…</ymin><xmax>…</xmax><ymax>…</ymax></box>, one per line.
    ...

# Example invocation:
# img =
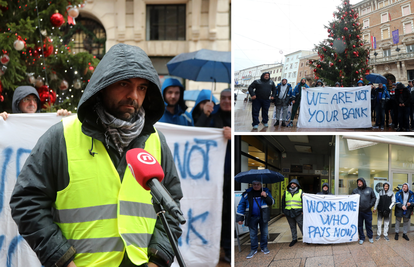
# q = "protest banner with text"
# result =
<box><xmin>298</xmin><ymin>86</ymin><xmax>371</xmax><ymax>128</ymax></box>
<box><xmin>303</xmin><ymin>194</ymin><xmax>360</xmax><ymax>244</ymax></box>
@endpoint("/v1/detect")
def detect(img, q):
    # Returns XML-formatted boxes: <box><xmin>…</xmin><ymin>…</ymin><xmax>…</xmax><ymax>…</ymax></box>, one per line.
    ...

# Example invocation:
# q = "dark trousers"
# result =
<box><xmin>358</xmin><ymin>211</ymin><xmax>373</xmax><ymax>241</ymax></box>
<box><xmin>290</xmin><ymin>101</ymin><xmax>300</xmax><ymax>121</ymax></box>
<box><xmin>375</xmin><ymin>105</ymin><xmax>385</xmax><ymax>127</ymax></box>
<box><xmin>398</xmin><ymin>105</ymin><xmax>410</xmax><ymax>130</ymax></box>
<box><xmin>410</xmin><ymin>104</ymin><xmax>414</xmax><ymax>128</ymax></box>
<box><xmin>286</xmin><ymin>214</ymin><xmax>303</xmax><ymax>241</ymax></box>
<box><xmin>252</xmin><ymin>98</ymin><xmax>270</xmax><ymax>126</ymax></box>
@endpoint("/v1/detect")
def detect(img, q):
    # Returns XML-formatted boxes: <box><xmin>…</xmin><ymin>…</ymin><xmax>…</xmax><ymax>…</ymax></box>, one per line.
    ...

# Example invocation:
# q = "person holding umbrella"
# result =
<box><xmin>236</xmin><ymin>180</ymin><xmax>274</xmax><ymax>259</ymax></box>
<box><xmin>282</xmin><ymin>179</ymin><xmax>304</xmax><ymax>247</ymax></box>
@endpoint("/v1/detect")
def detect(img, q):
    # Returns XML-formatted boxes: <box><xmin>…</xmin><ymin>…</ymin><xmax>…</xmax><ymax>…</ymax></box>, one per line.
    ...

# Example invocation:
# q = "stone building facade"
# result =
<box><xmin>353</xmin><ymin>0</ymin><xmax>414</xmax><ymax>85</ymax></box>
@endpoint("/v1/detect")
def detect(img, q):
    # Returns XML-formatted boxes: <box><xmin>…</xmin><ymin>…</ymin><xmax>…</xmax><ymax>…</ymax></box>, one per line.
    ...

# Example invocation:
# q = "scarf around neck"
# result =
<box><xmin>95</xmin><ymin>101</ymin><xmax>145</xmax><ymax>156</ymax></box>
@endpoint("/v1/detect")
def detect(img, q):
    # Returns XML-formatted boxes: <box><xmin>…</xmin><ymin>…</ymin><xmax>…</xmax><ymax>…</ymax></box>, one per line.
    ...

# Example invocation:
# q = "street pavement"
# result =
<box><xmin>234</xmin><ymin>92</ymin><xmax>403</xmax><ymax>133</ymax></box>
<box><xmin>235</xmin><ymin>215</ymin><xmax>414</xmax><ymax>267</ymax></box>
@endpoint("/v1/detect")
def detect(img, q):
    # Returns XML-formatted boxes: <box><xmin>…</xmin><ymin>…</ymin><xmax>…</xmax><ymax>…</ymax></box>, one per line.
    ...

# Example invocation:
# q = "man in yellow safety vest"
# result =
<box><xmin>10</xmin><ymin>44</ymin><xmax>183</xmax><ymax>267</ymax></box>
<box><xmin>282</xmin><ymin>179</ymin><xmax>303</xmax><ymax>247</ymax></box>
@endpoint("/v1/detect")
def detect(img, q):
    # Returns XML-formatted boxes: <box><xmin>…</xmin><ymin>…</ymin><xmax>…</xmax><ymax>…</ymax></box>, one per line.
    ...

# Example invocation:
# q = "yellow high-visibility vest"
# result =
<box><xmin>54</xmin><ymin>115</ymin><xmax>160</xmax><ymax>267</ymax></box>
<box><xmin>285</xmin><ymin>189</ymin><xmax>303</xmax><ymax>210</ymax></box>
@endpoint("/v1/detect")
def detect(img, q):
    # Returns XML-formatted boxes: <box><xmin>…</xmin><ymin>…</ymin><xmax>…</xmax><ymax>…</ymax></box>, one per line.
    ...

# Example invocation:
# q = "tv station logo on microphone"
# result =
<box><xmin>137</xmin><ymin>152</ymin><xmax>157</xmax><ymax>165</ymax></box>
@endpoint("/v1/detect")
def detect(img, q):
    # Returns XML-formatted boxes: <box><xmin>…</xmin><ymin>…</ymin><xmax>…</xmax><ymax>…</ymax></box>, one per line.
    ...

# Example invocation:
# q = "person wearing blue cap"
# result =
<box><xmin>357</xmin><ymin>80</ymin><xmax>364</xmax><ymax>86</ymax></box>
<box><xmin>159</xmin><ymin>78</ymin><xmax>194</xmax><ymax>126</ymax></box>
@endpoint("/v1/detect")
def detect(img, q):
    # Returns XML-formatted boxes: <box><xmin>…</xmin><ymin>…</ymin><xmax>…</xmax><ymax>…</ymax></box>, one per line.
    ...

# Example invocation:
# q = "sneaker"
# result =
<box><xmin>263</xmin><ymin>123</ymin><xmax>269</xmax><ymax>127</ymax></box>
<box><xmin>358</xmin><ymin>240</ymin><xmax>364</xmax><ymax>245</ymax></box>
<box><xmin>274</xmin><ymin>120</ymin><xmax>279</xmax><ymax>126</ymax></box>
<box><xmin>403</xmin><ymin>234</ymin><xmax>409</xmax><ymax>241</ymax></box>
<box><xmin>246</xmin><ymin>250</ymin><xmax>257</xmax><ymax>259</ymax></box>
<box><xmin>373</xmin><ymin>126</ymin><xmax>380</xmax><ymax>129</ymax></box>
<box><xmin>287</xmin><ymin>121</ymin><xmax>293</xmax><ymax>127</ymax></box>
<box><xmin>395</xmin><ymin>233</ymin><xmax>399</xmax><ymax>240</ymax></box>
<box><xmin>281</xmin><ymin>121</ymin><xmax>286</xmax><ymax>127</ymax></box>
<box><xmin>253</xmin><ymin>125</ymin><xmax>258</xmax><ymax>129</ymax></box>
<box><xmin>384</xmin><ymin>236</ymin><xmax>390</xmax><ymax>241</ymax></box>
<box><xmin>375</xmin><ymin>236</ymin><xmax>380</xmax><ymax>241</ymax></box>
<box><xmin>369</xmin><ymin>238</ymin><xmax>374</xmax><ymax>243</ymax></box>
<box><xmin>289</xmin><ymin>239</ymin><xmax>297</xmax><ymax>247</ymax></box>
<box><xmin>261</xmin><ymin>247</ymin><xmax>270</xmax><ymax>254</ymax></box>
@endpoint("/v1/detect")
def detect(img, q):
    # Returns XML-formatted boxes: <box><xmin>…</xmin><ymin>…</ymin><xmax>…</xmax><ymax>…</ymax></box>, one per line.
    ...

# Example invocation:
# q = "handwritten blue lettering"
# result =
<box><xmin>186</xmin><ymin>208</ymin><xmax>209</xmax><ymax>245</ymax></box>
<box><xmin>306</xmin><ymin>92</ymin><xmax>329</xmax><ymax>106</ymax></box>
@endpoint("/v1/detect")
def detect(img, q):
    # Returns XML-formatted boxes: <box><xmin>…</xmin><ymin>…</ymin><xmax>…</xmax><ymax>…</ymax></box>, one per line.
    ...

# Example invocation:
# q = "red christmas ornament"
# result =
<box><xmin>356</xmin><ymin>35</ymin><xmax>360</xmax><ymax>39</ymax></box>
<box><xmin>313</xmin><ymin>69</ymin><xmax>317</xmax><ymax>72</ymax></box>
<box><xmin>330</xmin><ymin>63</ymin><xmax>334</xmax><ymax>67</ymax></box>
<box><xmin>317</xmin><ymin>64</ymin><xmax>321</xmax><ymax>68</ymax></box>
<box><xmin>344</xmin><ymin>2</ymin><xmax>347</xmax><ymax>5</ymax></box>
<box><xmin>37</xmin><ymin>37</ymin><xmax>54</xmax><ymax>58</ymax></box>
<box><xmin>344</xmin><ymin>27</ymin><xmax>348</xmax><ymax>31</ymax></box>
<box><xmin>328</xmin><ymin>29</ymin><xmax>331</xmax><ymax>33</ymax></box>
<box><xmin>309</xmin><ymin>60</ymin><xmax>313</xmax><ymax>64</ymax></box>
<box><xmin>330</xmin><ymin>42</ymin><xmax>333</xmax><ymax>46</ymax></box>
<box><xmin>353</xmin><ymin>24</ymin><xmax>355</xmax><ymax>26</ymax></box>
<box><xmin>50</xmin><ymin>11</ymin><xmax>65</xmax><ymax>27</ymax></box>
<box><xmin>357</xmin><ymin>23</ymin><xmax>360</xmax><ymax>26</ymax></box>
<box><xmin>339</xmin><ymin>59</ymin><xmax>341</xmax><ymax>62</ymax></box>
<box><xmin>323</xmin><ymin>48</ymin><xmax>327</xmax><ymax>52</ymax></box>
<box><xmin>356</xmin><ymin>71</ymin><xmax>359</xmax><ymax>74</ymax></box>
<box><xmin>351</xmin><ymin>9</ymin><xmax>354</xmax><ymax>12</ymax></box>
<box><xmin>0</xmin><ymin>54</ymin><xmax>9</xmax><ymax>65</ymax></box>
<box><xmin>341</xmin><ymin>17</ymin><xmax>344</xmax><ymax>20</ymax></box>
<box><xmin>352</xmin><ymin>45</ymin><xmax>356</xmax><ymax>48</ymax></box>
<box><xmin>37</xmin><ymin>85</ymin><xmax>57</xmax><ymax>108</ymax></box>
<box><xmin>0</xmin><ymin>80</ymin><xmax>3</xmax><ymax>102</ymax></box>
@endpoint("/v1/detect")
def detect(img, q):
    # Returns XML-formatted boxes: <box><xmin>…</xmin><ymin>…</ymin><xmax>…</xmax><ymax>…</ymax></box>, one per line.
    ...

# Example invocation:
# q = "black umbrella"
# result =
<box><xmin>235</xmin><ymin>169</ymin><xmax>284</xmax><ymax>184</ymax></box>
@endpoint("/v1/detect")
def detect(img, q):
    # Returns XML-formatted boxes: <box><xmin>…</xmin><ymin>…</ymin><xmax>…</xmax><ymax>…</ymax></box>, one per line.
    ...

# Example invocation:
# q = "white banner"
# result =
<box><xmin>298</xmin><ymin>86</ymin><xmax>371</xmax><ymax>128</ymax></box>
<box><xmin>0</xmin><ymin>114</ymin><xmax>226</xmax><ymax>267</ymax></box>
<box><xmin>303</xmin><ymin>193</ymin><xmax>360</xmax><ymax>244</ymax></box>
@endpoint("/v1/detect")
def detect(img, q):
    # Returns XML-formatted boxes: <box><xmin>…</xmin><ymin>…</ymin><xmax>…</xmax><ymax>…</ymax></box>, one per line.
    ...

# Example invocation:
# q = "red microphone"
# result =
<box><xmin>126</xmin><ymin>148</ymin><xmax>186</xmax><ymax>224</ymax></box>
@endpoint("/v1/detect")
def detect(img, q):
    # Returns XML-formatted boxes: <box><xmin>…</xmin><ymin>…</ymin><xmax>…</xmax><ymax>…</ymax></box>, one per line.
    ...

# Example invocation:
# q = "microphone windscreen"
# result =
<box><xmin>126</xmin><ymin>148</ymin><xmax>164</xmax><ymax>190</ymax></box>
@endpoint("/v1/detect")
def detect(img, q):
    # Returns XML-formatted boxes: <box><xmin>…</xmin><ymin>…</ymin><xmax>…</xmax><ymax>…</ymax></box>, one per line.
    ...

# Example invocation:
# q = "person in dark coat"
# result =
<box><xmin>248</xmin><ymin>72</ymin><xmax>276</xmax><ymax>129</ymax></box>
<box><xmin>373</xmin><ymin>182</ymin><xmax>395</xmax><ymax>241</ymax></box>
<box><xmin>274</xmin><ymin>78</ymin><xmax>294</xmax><ymax>127</ymax></box>
<box><xmin>407</xmin><ymin>80</ymin><xmax>414</xmax><ymax>128</ymax></box>
<box><xmin>372</xmin><ymin>83</ymin><xmax>390</xmax><ymax>129</ymax></box>
<box><xmin>0</xmin><ymin>85</ymin><xmax>70</xmax><ymax>120</ymax></box>
<box><xmin>282</xmin><ymin>179</ymin><xmax>303</xmax><ymax>247</ymax></box>
<box><xmin>315</xmin><ymin>79</ymin><xmax>324</xmax><ymax>87</ymax></box>
<box><xmin>9</xmin><ymin>44</ymin><xmax>183</xmax><ymax>267</ymax></box>
<box><xmin>369</xmin><ymin>82</ymin><xmax>376</xmax><ymax>121</ymax></box>
<box><xmin>394</xmin><ymin>183</ymin><xmax>414</xmax><ymax>241</ymax></box>
<box><xmin>386</xmin><ymin>83</ymin><xmax>397</xmax><ymax>128</ymax></box>
<box><xmin>352</xmin><ymin>177</ymin><xmax>376</xmax><ymax>245</ymax></box>
<box><xmin>287</xmin><ymin>78</ymin><xmax>308</xmax><ymax>127</ymax></box>
<box><xmin>236</xmin><ymin>181</ymin><xmax>274</xmax><ymax>258</ymax></box>
<box><xmin>317</xmin><ymin>182</ymin><xmax>332</xmax><ymax>195</ymax></box>
<box><xmin>196</xmin><ymin>88</ymin><xmax>231</xmax><ymax>262</ymax></box>
<box><xmin>395</xmin><ymin>82</ymin><xmax>411</xmax><ymax>131</ymax></box>
<box><xmin>190</xmin><ymin>89</ymin><xmax>217</xmax><ymax>125</ymax></box>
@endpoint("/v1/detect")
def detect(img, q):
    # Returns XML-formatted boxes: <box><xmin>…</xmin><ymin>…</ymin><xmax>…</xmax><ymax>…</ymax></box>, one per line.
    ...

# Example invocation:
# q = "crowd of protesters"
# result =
<box><xmin>244</xmin><ymin>75</ymin><xmax>414</xmax><ymax>131</ymax></box>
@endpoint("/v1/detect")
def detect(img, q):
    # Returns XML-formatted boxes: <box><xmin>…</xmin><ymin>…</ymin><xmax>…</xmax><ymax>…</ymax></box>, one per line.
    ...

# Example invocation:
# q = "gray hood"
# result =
<box><xmin>12</xmin><ymin>86</ymin><xmax>41</xmax><ymax>113</ymax></box>
<box><xmin>289</xmin><ymin>179</ymin><xmax>301</xmax><ymax>189</ymax></box>
<box><xmin>77</xmin><ymin>44</ymin><xmax>164</xmax><ymax>125</ymax></box>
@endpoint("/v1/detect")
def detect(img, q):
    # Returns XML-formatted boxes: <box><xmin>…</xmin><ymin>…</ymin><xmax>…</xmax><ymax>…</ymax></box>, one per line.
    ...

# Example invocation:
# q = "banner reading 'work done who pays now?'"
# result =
<box><xmin>303</xmin><ymin>194</ymin><xmax>360</xmax><ymax>244</ymax></box>
<box><xmin>298</xmin><ymin>86</ymin><xmax>372</xmax><ymax>128</ymax></box>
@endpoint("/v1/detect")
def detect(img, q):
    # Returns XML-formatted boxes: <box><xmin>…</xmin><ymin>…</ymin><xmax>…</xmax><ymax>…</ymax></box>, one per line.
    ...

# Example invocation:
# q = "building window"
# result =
<box><xmin>406</xmin><ymin>44</ymin><xmax>414</xmax><ymax>52</ymax></box>
<box><xmin>293</xmin><ymin>71</ymin><xmax>296</xmax><ymax>77</ymax></box>
<box><xmin>361</xmin><ymin>7</ymin><xmax>371</xmax><ymax>16</ymax></box>
<box><xmin>402</xmin><ymin>4</ymin><xmax>411</xmax><ymax>16</ymax></box>
<box><xmin>146</xmin><ymin>5</ymin><xmax>186</xmax><ymax>41</ymax></box>
<box><xmin>382</xmin><ymin>28</ymin><xmax>390</xmax><ymax>39</ymax></box>
<box><xmin>381</xmin><ymin>12</ymin><xmax>389</xmax><ymax>23</ymax></box>
<box><xmin>299</xmin><ymin>71</ymin><xmax>302</xmax><ymax>77</ymax></box>
<box><xmin>290</xmin><ymin>64</ymin><xmax>293</xmax><ymax>69</ymax></box>
<box><xmin>363</xmin><ymin>19</ymin><xmax>370</xmax><ymax>28</ymax></box>
<box><xmin>288</xmin><ymin>72</ymin><xmax>291</xmax><ymax>78</ymax></box>
<box><xmin>300</xmin><ymin>62</ymin><xmax>303</xmax><ymax>67</ymax></box>
<box><xmin>378</xmin><ymin>1</ymin><xmax>388</xmax><ymax>9</ymax></box>
<box><xmin>404</xmin><ymin>22</ymin><xmax>413</xmax><ymax>34</ymax></box>
<box><xmin>294</xmin><ymin>62</ymin><xmax>298</xmax><ymax>68</ymax></box>
<box><xmin>363</xmin><ymin>33</ymin><xmax>370</xmax><ymax>42</ymax></box>
<box><xmin>305</xmin><ymin>71</ymin><xmax>307</xmax><ymax>76</ymax></box>
<box><xmin>278</xmin><ymin>77</ymin><xmax>281</xmax><ymax>81</ymax></box>
<box><xmin>286</xmin><ymin>58</ymin><xmax>289</xmax><ymax>62</ymax></box>
<box><xmin>383</xmin><ymin>49</ymin><xmax>391</xmax><ymax>57</ymax></box>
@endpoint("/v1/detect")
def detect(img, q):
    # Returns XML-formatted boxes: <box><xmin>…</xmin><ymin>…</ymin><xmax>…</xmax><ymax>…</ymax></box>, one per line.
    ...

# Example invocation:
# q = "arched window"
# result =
<box><xmin>63</xmin><ymin>16</ymin><xmax>106</xmax><ymax>59</ymax></box>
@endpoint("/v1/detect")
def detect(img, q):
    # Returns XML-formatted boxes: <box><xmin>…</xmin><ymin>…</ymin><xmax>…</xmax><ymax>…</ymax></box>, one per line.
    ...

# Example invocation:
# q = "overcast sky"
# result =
<box><xmin>233</xmin><ymin>0</ymin><xmax>362</xmax><ymax>71</ymax></box>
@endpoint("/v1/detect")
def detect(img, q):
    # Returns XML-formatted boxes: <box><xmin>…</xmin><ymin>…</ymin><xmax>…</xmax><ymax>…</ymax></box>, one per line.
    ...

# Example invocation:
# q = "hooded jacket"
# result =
<box><xmin>352</xmin><ymin>177</ymin><xmax>376</xmax><ymax>212</ymax></box>
<box><xmin>248</xmin><ymin>72</ymin><xmax>276</xmax><ymax>100</ymax></box>
<box><xmin>317</xmin><ymin>182</ymin><xmax>333</xmax><ymax>195</ymax></box>
<box><xmin>191</xmin><ymin>89</ymin><xmax>218</xmax><ymax>125</ymax></box>
<box><xmin>10</xmin><ymin>44</ymin><xmax>183</xmax><ymax>267</ymax></box>
<box><xmin>395</xmin><ymin>83</ymin><xmax>411</xmax><ymax>106</ymax></box>
<box><xmin>236</xmin><ymin>187</ymin><xmax>274</xmax><ymax>226</ymax></box>
<box><xmin>374</xmin><ymin>181</ymin><xmax>395</xmax><ymax>213</ymax></box>
<box><xmin>275</xmin><ymin>78</ymin><xmax>294</xmax><ymax>105</ymax></box>
<box><xmin>159</xmin><ymin>78</ymin><xmax>193</xmax><ymax>126</ymax></box>
<box><xmin>12</xmin><ymin>85</ymin><xmax>42</xmax><ymax>113</ymax></box>
<box><xmin>372</xmin><ymin>84</ymin><xmax>390</xmax><ymax>109</ymax></box>
<box><xmin>315</xmin><ymin>79</ymin><xmax>324</xmax><ymax>87</ymax></box>
<box><xmin>394</xmin><ymin>183</ymin><xmax>414</xmax><ymax>218</ymax></box>
<box><xmin>293</xmin><ymin>78</ymin><xmax>309</xmax><ymax>102</ymax></box>
<box><xmin>282</xmin><ymin>179</ymin><xmax>303</xmax><ymax>218</ymax></box>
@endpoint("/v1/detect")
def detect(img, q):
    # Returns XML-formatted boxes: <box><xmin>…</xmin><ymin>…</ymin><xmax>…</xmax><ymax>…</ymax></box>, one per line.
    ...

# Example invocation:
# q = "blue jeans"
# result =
<box><xmin>358</xmin><ymin>211</ymin><xmax>373</xmax><ymax>241</ymax></box>
<box><xmin>249</xmin><ymin>216</ymin><xmax>268</xmax><ymax>251</ymax></box>
<box><xmin>252</xmin><ymin>98</ymin><xmax>271</xmax><ymax>126</ymax></box>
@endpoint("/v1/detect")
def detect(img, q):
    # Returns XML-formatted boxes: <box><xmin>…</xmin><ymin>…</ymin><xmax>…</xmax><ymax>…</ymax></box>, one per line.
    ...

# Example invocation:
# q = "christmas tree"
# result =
<box><xmin>309</xmin><ymin>0</ymin><xmax>370</xmax><ymax>87</ymax></box>
<box><xmin>0</xmin><ymin>0</ymin><xmax>100</xmax><ymax>113</ymax></box>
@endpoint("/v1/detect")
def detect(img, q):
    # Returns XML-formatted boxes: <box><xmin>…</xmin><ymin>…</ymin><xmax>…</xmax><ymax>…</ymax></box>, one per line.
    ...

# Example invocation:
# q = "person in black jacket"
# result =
<box><xmin>352</xmin><ymin>177</ymin><xmax>376</xmax><ymax>245</ymax></box>
<box><xmin>395</xmin><ymin>82</ymin><xmax>411</xmax><ymax>131</ymax></box>
<box><xmin>9</xmin><ymin>44</ymin><xmax>182</xmax><ymax>267</ymax></box>
<box><xmin>248</xmin><ymin>72</ymin><xmax>275</xmax><ymax>129</ymax></box>
<box><xmin>317</xmin><ymin>183</ymin><xmax>332</xmax><ymax>195</ymax></box>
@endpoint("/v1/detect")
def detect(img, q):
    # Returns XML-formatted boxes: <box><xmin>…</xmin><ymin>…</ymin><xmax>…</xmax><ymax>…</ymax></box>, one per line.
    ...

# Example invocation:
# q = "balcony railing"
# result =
<box><xmin>369</xmin><ymin>51</ymin><xmax>414</xmax><ymax>65</ymax></box>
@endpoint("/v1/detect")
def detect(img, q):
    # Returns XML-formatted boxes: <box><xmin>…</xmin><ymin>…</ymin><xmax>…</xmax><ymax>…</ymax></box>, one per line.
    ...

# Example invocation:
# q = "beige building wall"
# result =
<box><xmin>354</xmin><ymin>0</ymin><xmax>414</xmax><ymax>85</ymax></box>
<box><xmin>297</xmin><ymin>54</ymin><xmax>319</xmax><ymax>86</ymax></box>
<box><xmin>81</xmin><ymin>0</ymin><xmax>231</xmax><ymax>100</ymax></box>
